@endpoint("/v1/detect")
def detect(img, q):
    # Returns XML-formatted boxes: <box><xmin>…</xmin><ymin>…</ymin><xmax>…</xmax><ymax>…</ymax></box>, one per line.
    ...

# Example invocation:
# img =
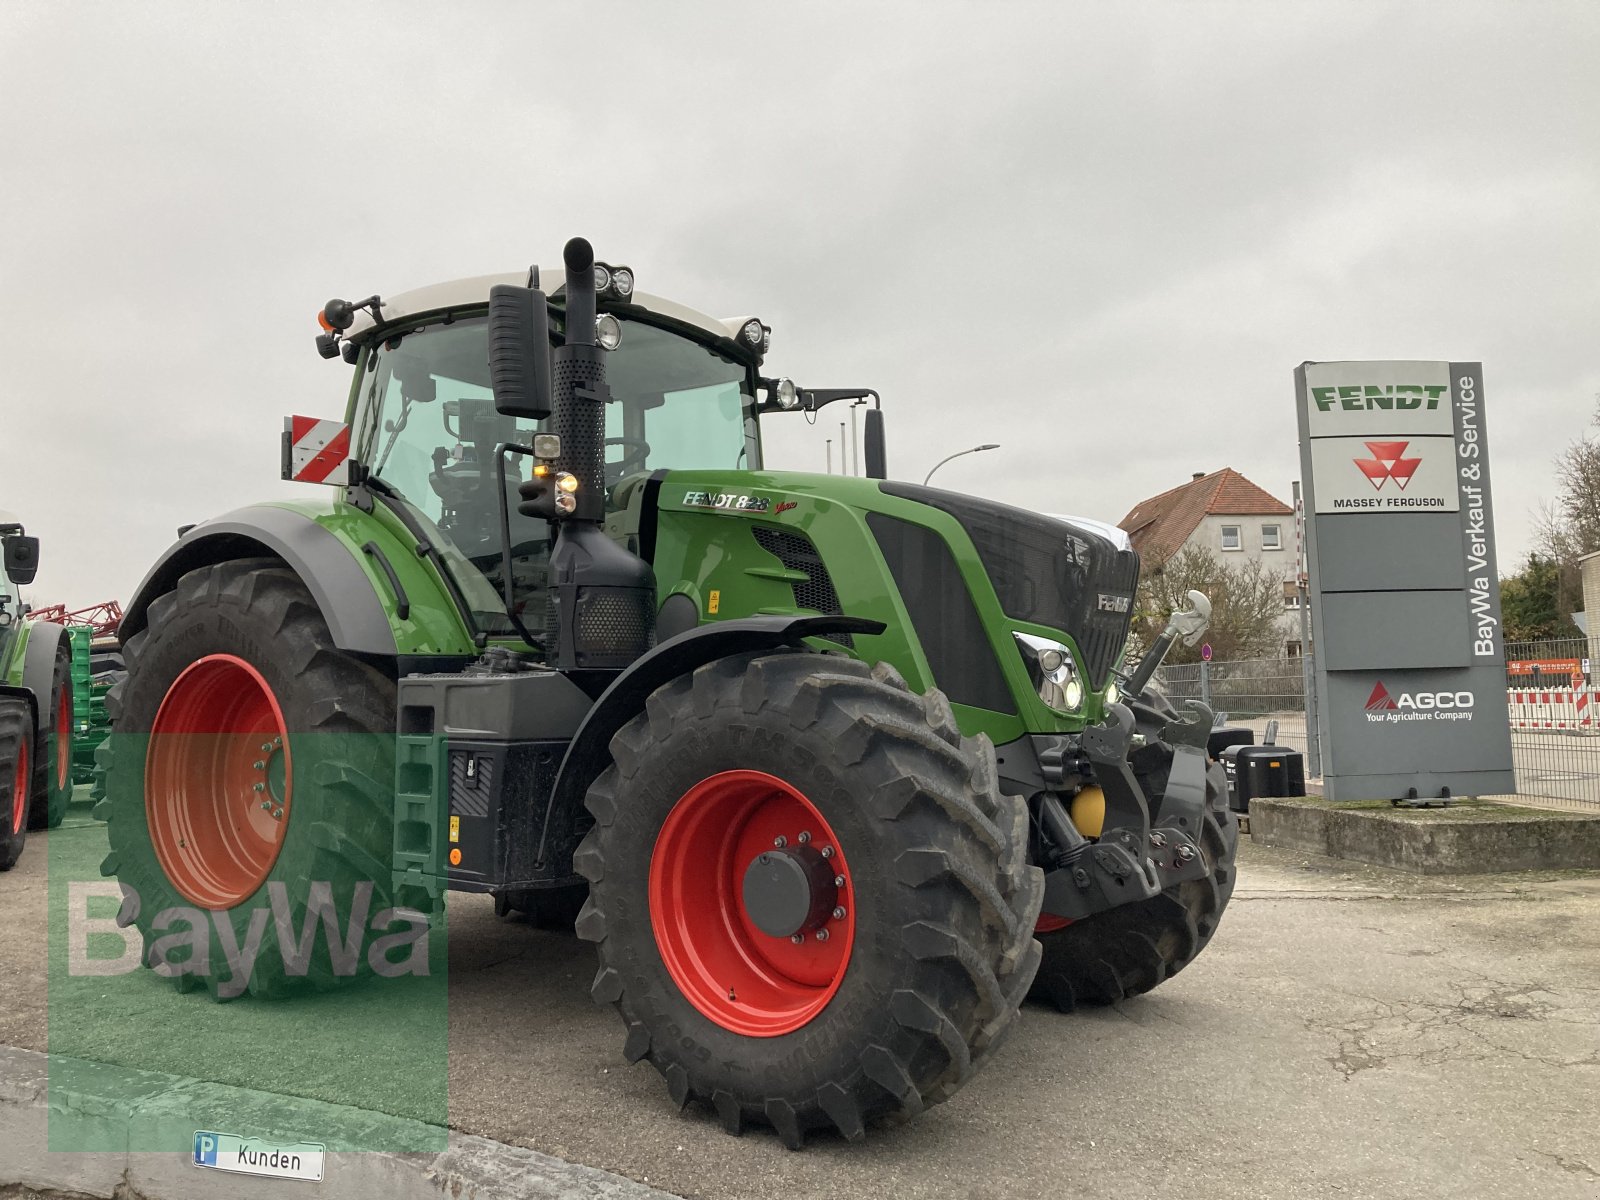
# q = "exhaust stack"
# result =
<box><xmin>528</xmin><ymin>238</ymin><xmax>656</xmax><ymax>672</ymax></box>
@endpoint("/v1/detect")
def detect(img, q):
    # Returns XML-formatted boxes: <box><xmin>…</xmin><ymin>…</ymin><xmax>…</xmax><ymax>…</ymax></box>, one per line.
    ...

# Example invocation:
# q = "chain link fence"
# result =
<box><xmin>1154</xmin><ymin>656</ymin><xmax>1314</xmax><ymax>761</ymax></box>
<box><xmin>1149</xmin><ymin>638</ymin><xmax>1600</xmax><ymax>809</ymax></box>
<box><xmin>1501</xmin><ymin>636</ymin><xmax>1597</xmax><ymax>810</ymax></box>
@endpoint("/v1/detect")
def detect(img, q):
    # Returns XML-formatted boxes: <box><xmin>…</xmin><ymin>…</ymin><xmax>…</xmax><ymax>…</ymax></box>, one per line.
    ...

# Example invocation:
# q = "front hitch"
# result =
<box><xmin>1037</xmin><ymin>699</ymin><xmax>1213</xmax><ymax>923</ymax></box>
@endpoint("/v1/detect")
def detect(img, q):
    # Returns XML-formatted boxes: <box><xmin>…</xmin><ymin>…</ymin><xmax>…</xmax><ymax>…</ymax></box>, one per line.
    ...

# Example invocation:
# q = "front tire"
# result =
<box><xmin>96</xmin><ymin>559</ymin><xmax>398</xmax><ymax>998</ymax></box>
<box><xmin>575</xmin><ymin>652</ymin><xmax>1042</xmax><ymax>1147</ymax></box>
<box><xmin>0</xmin><ymin>696</ymin><xmax>32</xmax><ymax>871</ymax></box>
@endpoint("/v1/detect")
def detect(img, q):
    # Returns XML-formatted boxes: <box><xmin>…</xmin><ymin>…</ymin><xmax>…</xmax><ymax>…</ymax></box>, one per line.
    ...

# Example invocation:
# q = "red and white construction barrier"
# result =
<box><xmin>282</xmin><ymin>416</ymin><xmax>351</xmax><ymax>486</ymax></box>
<box><xmin>1507</xmin><ymin>688</ymin><xmax>1597</xmax><ymax>733</ymax></box>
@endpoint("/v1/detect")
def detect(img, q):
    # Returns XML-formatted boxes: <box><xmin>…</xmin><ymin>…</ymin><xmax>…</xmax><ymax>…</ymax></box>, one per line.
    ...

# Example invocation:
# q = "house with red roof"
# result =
<box><xmin>1119</xmin><ymin>469</ymin><xmax>1302</xmax><ymax>654</ymax></box>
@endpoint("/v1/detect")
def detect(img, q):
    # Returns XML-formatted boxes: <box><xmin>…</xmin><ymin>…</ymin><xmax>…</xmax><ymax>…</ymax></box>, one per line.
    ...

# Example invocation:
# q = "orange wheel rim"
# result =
<box><xmin>11</xmin><ymin>737</ymin><xmax>27</xmax><ymax>835</ymax></box>
<box><xmin>55</xmin><ymin>686</ymin><xmax>71</xmax><ymax>791</ymax></box>
<box><xmin>649</xmin><ymin>770</ymin><xmax>855</xmax><ymax>1037</ymax></box>
<box><xmin>146</xmin><ymin>655</ymin><xmax>292</xmax><ymax>909</ymax></box>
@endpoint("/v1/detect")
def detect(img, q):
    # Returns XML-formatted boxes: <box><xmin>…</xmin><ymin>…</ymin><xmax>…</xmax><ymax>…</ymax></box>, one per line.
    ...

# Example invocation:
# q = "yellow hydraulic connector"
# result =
<box><xmin>1069</xmin><ymin>786</ymin><xmax>1106</xmax><ymax>839</ymax></box>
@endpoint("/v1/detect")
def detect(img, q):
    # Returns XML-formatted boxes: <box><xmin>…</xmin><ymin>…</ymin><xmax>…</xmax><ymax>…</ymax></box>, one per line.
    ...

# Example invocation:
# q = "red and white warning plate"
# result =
<box><xmin>283</xmin><ymin>416</ymin><xmax>351</xmax><ymax>486</ymax></box>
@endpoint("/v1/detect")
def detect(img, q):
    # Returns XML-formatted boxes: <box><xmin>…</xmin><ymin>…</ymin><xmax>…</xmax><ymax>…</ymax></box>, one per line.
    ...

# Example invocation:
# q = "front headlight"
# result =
<box><xmin>1014</xmin><ymin>632</ymin><xmax>1085</xmax><ymax>713</ymax></box>
<box><xmin>1104</xmin><ymin>680</ymin><xmax>1120</xmax><ymax>707</ymax></box>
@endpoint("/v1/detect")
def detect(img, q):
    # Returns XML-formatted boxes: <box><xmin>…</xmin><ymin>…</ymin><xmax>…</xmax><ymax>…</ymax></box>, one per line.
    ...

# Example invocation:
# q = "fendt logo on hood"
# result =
<box><xmin>1364</xmin><ymin>681</ymin><xmax>1475</xmax><ymax>724</ymax></box>
<box><xmin>1097</xmin><ymin>593</ymin><xmax>1131</xmax><ymax>614</ymax></box>
<box><xmin>1353</xmin><ymin>441</ymin><xmax>1421</xmax><ymax>491</ymax></box>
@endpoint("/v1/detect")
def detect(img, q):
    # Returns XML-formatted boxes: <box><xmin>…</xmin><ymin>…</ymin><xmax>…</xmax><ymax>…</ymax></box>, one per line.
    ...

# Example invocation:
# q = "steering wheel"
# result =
<box><xmin>605</xmin><ymin>436</ymin><xmax>652</xmax><ymax>484</ymax></box>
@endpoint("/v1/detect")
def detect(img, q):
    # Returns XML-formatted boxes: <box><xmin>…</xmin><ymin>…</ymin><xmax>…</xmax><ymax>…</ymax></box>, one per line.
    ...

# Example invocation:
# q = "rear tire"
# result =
<box><xmin>0</xmin><ymin>697</ymin><xmax>31</xmax><ymax>871</ymax></box>
<box><xmin>1028</xmin><ymin>688</ymin><xmax>1238</xmax><ymax>1011</ymax></box>
<box><xmin>575</xmin><ymin>652</ymin><xmax>1042</xmax><ymax>1147</ymax></box>
<box><xmin>96</xmin><ymin>559</ymin><xmax>399</xmax><ymax>998</ymax></box>
<box><xmin>28</xmin><ymin>645</ymin><xmax>73</xmax><ymax>830</ymax></box>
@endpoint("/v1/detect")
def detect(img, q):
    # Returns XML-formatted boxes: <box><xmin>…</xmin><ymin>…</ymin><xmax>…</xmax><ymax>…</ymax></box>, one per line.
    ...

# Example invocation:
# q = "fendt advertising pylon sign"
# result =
<box><xmin>1295</xmin><ymin>361</ymin><xmax>1514</xmax><ymax>802</ymax></box>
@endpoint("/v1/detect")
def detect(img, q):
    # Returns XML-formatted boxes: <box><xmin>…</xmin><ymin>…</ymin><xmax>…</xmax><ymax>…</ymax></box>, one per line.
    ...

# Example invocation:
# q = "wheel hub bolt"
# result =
<box><xmin>820</xmin><ymin>846</ymin><xmax>834</xmax><ymax>859</ymax></box>
<box><xmin>832</xmin><ymin>906</ymin><xmax>847</xmax><ymax>921</ymax></box>
<box><xmin>790</xmin><ymin>933</ymin><xmax>804</xmax><ymax>944</ymax></box>
<box><xmin>834</xmin><ymin>874</ymin><xmax>846</xmax><ymax>887</ymax></box>
<box><xmin>816</xmin><ymin>928</ymin><xmax>829</xmax><ymax>942</ymax></box>
<box><xmin>271</xmin><ymin>808</ymin><xmax>283</xmax><ymax>820</ymax></box>
<box><xmin>797</xmin><ymin>831</ymin><xmax>811</xmax><ymax>844</ymax></box>
<box><xmin>772</xmin><ymin>836</ymin><xmax>787</xmax><ymax>848</ymax></box>
<box><xmin>253</xmin><ymin>760</ymin><xmax>266</xmax><ymax>771</ymax></box>
<box><xmin>260</xmin><ymin>801</ymin><xmax>273</xmax><ymax>811</ymax></box>
<box><xmin>260</xmin><ymin>743</ymin><xmax>272</xmax><ymax>753</ymax></box>
<box><xmin>253</xmin><ymin>782</ymin><xmax>265</xmax><ymax>793</ymax></box>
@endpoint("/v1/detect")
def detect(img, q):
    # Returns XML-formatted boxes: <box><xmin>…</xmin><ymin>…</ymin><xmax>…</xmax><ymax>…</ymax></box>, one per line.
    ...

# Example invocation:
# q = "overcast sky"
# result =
<box><xmin>2</xmin><ymin>2</ymin><xmax>1596</xmax><ymax>608</ymax></box>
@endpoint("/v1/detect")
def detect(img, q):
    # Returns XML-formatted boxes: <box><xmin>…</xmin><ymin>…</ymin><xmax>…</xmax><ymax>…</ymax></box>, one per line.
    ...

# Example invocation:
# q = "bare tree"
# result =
<box><xmin>1132</xmin><ymin>544</ymin><xmax>1286</xmax><ymax>664</ymax></box>
<box><xmin>1531</xmin><ymin>399</ymin><xmax>1600</xmax><ymax>623</ymax></box>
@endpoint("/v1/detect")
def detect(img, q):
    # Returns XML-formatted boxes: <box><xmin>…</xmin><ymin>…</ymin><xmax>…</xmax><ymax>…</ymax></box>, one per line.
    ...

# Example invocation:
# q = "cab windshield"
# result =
<box><xmin>353</xmin><ymin>313</ymin><xmax>759</xmax><ymax>640</ymax></box>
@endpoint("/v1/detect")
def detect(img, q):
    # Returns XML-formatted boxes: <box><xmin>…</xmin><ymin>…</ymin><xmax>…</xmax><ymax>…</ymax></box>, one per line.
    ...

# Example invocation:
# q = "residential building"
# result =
<box><xmin>1119</xmin><ymin>469</ymin><xmax>1302</xmax><ymax>655</ymax></box>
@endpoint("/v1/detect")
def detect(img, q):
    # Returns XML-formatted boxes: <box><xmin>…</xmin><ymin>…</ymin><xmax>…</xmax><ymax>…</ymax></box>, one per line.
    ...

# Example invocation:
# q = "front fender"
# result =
<box><xmin>544</xmin><ymin>614</ymin><xmax>885</xmax><ymax>832</ymax></box>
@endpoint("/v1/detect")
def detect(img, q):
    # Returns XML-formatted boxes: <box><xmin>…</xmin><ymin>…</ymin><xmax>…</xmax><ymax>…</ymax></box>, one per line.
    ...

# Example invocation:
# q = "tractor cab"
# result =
<box><xmin>331</xmin><ymin>270</ymin><xmax>806</xmax><ymax>645</ymax></box>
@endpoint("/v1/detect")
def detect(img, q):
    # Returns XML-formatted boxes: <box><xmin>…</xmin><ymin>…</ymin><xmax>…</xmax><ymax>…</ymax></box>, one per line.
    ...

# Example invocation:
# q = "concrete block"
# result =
<box><xmin>1249</xmin><ymin>797</ymin><xmax>1600</xmax><ymax>874</ymax></box>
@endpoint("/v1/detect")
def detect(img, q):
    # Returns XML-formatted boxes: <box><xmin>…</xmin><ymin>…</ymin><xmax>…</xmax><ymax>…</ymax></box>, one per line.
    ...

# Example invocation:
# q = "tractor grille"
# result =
<box><xmin>751</xmin><ymin>526</ymin><xmax>852</xmax><ymax>648</ymax></box>
<box><xmin>868</xmin><ymin>513</ymin><xmax>1015</xmax><ymax>713</ymax></box>
<box><xmin>878</xmin><ymin>483</ymin><xmax>1140</xmax><ymax>687</ymax></box>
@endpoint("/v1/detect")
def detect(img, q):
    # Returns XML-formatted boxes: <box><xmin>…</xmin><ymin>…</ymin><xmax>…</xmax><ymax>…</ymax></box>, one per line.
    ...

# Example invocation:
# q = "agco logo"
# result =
<box><xmin>1353</xmin><ymin>441</ymin><xmax>1421</xmax><ymax>491</ymax></box>
<box><xmin>1364</xmin><ymin>681</ymin><xmax>1475</xmax><ymax>724</ymax></box>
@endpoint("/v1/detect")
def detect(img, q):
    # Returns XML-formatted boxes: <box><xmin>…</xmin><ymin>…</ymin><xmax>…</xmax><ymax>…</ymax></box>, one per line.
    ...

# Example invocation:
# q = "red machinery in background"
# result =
<box><xmin>24</xmin><ymin>600</ymin><xmax>123</xmax><ymax>637</ymax></box>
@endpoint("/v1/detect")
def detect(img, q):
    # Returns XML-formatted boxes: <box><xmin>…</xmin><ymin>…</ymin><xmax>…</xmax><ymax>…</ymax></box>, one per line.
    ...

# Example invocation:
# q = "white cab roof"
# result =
<box><xmin>345</xmin><ymin>269</ymin><xmax>755</xmax><ymax>346</ymax></box>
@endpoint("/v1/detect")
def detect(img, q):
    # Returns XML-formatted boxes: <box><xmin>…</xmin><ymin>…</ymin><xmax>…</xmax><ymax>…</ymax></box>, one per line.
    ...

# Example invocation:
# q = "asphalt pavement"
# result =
<box><xmin>2</xmin><ymin>804</ymin><xmax>1598</xmax><ymax>1200</ymax></box>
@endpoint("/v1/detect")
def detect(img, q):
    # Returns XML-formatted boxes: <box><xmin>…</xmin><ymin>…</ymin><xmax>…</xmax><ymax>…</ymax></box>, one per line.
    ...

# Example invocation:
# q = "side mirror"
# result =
<box><xmin>863</xmin><ymin>407</ymin><xmax>887</xmax><ymax>479</ymax></box>
<box><xmin>3</xmin><ymin>535</ymin><xmax>40</xmax><ymax>587</ymax></box>
<box><xmin>488</xmin><ymin>283</ymin><xmax>553</xmax><ymax>421</ymax></box>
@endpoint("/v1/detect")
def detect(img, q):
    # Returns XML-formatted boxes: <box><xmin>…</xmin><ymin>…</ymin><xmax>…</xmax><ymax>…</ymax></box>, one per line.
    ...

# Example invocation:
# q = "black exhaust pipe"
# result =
<box><xmin>534</xmin><ymin>238</ymin><xmax>656</xmax><ymax>674</ymax></box>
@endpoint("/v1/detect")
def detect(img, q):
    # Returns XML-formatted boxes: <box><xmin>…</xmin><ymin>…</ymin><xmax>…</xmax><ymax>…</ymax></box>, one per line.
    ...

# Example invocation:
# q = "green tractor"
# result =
<box><xmin>0</xmin><ymin>521</ymin><xmax>76</xmax><ymax>870</ymax></box>
<box><xmin>97</xmin><ymin>239</ymin><xmax>1236</xmax><ymax>1145</ymax></box>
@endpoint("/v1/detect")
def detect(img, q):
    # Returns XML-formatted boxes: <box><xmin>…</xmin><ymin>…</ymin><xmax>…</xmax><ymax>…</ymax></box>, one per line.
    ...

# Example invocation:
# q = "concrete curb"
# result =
<box><xmin>0</xmin><ymin>1045</ymin><xmax>675</xmax><ymax>1199</ymax></box>
<box><xmin>1249</xmin><ymin>797</ymin><xmax>1600</xmax><ymax>874</ymax></box>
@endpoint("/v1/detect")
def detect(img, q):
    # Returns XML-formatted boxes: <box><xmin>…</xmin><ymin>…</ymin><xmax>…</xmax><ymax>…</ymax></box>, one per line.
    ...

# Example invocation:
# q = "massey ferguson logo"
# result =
<box><xmin>1353</xmin><ymin>441</ymin><xmax>1421</xmax><ymax>491</ymax></box>
<box><xmin>1364</xmin><ymin>681</ymin><xmax>1475</xmax><ymax>724</ymax></box>
<box><xmin>1097</xmin><ymin>593</ymin><xmax>1131</xmax><ymax>614</ymax></box>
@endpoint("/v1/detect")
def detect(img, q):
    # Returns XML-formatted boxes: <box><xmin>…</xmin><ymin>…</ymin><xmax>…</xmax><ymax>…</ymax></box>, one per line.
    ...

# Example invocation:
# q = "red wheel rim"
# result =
<box><xmin>649</xmin><ymin>770</ymin><xmax>855</xmax><ymax>1037</ymax></box>
<box><xmin>55</xmin><ymin>686</ymin><xmax>71</xmax><ymax>791</ymax></box>
<box><xmin>11</xmin><ymin>737</ymin><xmax>27</xmax><ymax>836</ymax></box>
<box><xmin>146</xmin><ymin>655</ymin><xmax>292</xmax><ymax>909</ymax></box>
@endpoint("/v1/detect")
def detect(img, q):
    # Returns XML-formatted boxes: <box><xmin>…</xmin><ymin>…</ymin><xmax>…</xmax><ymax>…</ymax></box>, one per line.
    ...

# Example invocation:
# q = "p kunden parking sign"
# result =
<box><xmin>194</xmin><ymin>1130</ymin><xmax>326</xmax><ymax>1182</ymax></box>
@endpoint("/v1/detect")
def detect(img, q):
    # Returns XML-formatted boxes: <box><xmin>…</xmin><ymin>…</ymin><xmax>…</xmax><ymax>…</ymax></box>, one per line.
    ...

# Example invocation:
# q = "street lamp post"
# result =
<box><xmin>923</xmin><ymin>444</ymin><xmax>1000</xmax><ymax>486</ymax></box>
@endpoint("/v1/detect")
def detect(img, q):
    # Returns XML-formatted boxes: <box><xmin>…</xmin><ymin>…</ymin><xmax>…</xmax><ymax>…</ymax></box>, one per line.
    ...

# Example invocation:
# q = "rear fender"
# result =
<box><xmin>21</xmin><ymin>621</ymin><xmax>67</xmax><ymax>739</ymax></box>
<box><xmin>120</xmin><ymin>505</ymin><xmax>457</xmax><ymax>658</ymax></box>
